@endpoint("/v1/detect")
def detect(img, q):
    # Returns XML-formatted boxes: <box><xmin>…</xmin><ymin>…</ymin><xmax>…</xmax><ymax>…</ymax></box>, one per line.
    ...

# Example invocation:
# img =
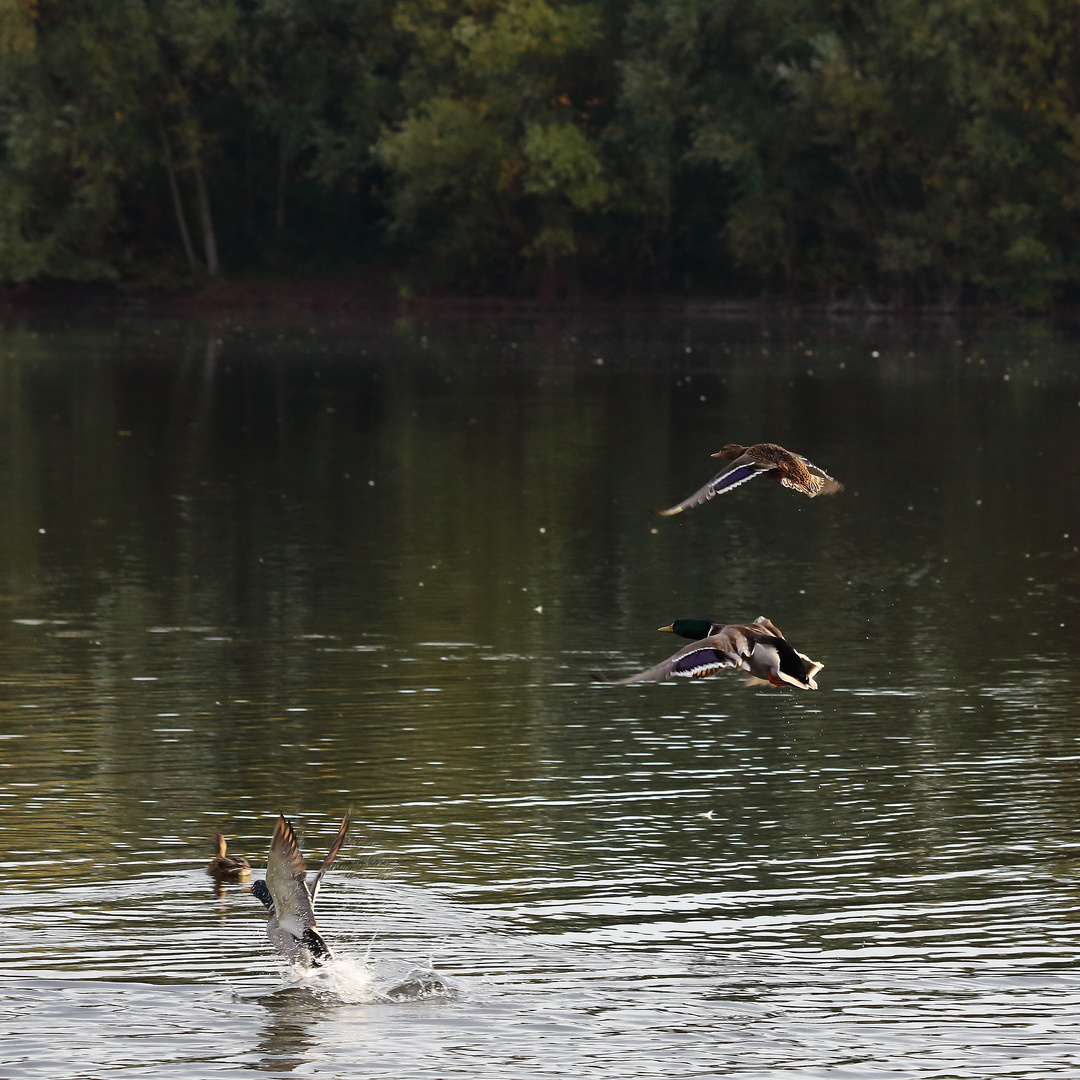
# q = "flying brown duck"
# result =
<box><xmin>601</xmin><ymin>616</ymin><xmax>823</xmax><ymax>689</ymax></box>
<box><xmin>659</xmin><ymin>443</ymin><xmax>842</xmax><ymax>516</ymax></box>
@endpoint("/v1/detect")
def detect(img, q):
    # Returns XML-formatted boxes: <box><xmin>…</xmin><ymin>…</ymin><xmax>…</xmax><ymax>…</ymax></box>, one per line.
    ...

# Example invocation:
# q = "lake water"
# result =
<box><xmin>2</xmin><ymin>307</ymin><xmax>1080</xmax><ymax>1077</ymax></box>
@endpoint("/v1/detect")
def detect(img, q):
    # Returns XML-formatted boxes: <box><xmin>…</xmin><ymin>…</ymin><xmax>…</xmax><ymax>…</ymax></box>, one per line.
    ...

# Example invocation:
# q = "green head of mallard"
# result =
<box><xmin>658</xmin><ymin>619</ymin><xmax>719</xmax><ymax>641</ymax></box>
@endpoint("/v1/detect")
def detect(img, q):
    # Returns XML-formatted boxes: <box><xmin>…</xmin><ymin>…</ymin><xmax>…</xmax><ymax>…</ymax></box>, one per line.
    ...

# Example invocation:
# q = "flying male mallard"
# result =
<box><xmin>250</xmin><ymin>812</ymin><xmax>351</xmax><ymax>967</ymax></box>
<box><xmin>659</xmin><ymin>442</ymin><xmax>842</xmax><ymax>516</ymax></box>
<box><xmin>601</xmin><ymin>616</ymin><xmax>823</xmax><ymax>689</ymax></box>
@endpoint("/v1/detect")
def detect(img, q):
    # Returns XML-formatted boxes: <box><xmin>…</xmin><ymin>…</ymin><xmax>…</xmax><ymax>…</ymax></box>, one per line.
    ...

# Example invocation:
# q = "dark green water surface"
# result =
<box><xmin>2</xmin><ymin>310</ymin><xmax>1080</xmax><ymax>1077</ymax></box>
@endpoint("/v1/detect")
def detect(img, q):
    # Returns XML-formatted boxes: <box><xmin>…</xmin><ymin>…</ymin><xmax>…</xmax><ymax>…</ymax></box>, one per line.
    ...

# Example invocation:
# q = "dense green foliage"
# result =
<box><xmin>4</xmin><ymin>0</ymin><xmax>1080</xmax><ymax>303</ymax></box>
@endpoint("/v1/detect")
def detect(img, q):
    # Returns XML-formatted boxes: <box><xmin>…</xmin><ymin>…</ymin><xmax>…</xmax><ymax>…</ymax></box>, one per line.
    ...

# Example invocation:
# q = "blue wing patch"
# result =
<box><xmin>671</xmin><ymin>647</ymin><xmax>731</xmax><ymax>678</ymax></box>
<box><xmin>709</xmin><ymin>463</ymin><xmax>761</xmax><ymax>496</ymax></box>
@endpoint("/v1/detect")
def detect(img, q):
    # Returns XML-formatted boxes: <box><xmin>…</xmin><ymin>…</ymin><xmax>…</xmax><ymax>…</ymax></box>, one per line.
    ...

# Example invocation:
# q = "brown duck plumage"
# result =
<box><xmin>659</xmin><ymin>442</ymin><xmax>842</xmax><ymax>516</ymax></box>
<box><xmin>206</xmin><ymin>834</ymin><xmax>252</xmax><ymax>880</ymax></box>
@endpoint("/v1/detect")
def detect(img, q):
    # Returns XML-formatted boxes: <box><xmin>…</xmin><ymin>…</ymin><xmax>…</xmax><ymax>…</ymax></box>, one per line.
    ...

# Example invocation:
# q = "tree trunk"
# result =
<box><xmin>158</xmin><ymin>119</ymin><xmax>199</xmax><ymax>270</ymax></box>
<box><xmin>191</xmin><ymin>148</ymin><xmax>220</xmax><ymax>277</ymax></box>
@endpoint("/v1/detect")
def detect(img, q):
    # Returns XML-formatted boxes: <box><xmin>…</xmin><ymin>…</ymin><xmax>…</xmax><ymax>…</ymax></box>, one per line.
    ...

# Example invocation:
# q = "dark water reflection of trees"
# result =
<box><xmin>0</xmin><ymin>312</ymin><xmax>1078</xmax><ymax>888</ymax></box>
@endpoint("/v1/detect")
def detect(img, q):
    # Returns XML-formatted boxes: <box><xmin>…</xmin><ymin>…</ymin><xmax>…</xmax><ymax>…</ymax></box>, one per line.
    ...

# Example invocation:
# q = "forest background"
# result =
<box><xmin>2</xmin><ymin>0</ymin><xmax>1079</xmax><ymax>306</ymax></box>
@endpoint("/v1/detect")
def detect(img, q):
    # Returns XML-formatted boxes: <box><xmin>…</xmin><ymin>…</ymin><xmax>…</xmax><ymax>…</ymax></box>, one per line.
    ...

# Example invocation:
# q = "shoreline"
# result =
<box><xmin>0</xmin><ymin>274</ymin><xmax>1067</xmax><ymax>319</ymax></box>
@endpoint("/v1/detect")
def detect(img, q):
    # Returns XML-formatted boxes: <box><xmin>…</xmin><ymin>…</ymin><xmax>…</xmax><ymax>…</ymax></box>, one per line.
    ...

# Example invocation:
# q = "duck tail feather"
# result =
<box><xmin>304</xmin><ymin>927</ymin><xmax>334</xmax><ymax>966</ymax></box>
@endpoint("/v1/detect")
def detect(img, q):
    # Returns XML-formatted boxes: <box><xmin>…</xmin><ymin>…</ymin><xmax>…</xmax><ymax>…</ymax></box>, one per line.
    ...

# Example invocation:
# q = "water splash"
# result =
<box><xmin>282</xmin><ymin>955</ymin><xmax>460</xmax><ymax>1004</ymax></box>
<box><xmin>377</xmin><ymin>965</ymin><xmax>461</xmax><ymax>1002</ymax></box>
<box><xmin>286</xmin><ymin>955</ymin><xmax>379</xmax><ymax>1003</ymax></box>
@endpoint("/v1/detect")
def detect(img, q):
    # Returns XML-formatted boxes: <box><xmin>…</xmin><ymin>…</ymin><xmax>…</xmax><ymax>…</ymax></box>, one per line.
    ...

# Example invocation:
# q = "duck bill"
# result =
<box><xmin>657</xmin><ymin>624</ymin><xmax>675</xmax><ymax>633</ymax></box>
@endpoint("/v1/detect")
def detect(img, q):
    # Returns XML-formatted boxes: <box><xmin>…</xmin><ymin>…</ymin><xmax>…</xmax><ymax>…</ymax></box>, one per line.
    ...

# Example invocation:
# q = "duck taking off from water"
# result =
<box><xmin>206</xmin><ymin>835</ymin><xmax>251</xmax><ymax>881</ymax></box>
<box><xmin>250</xmin><ymin>812</ymin><xmax>351</xmax><ymax>967</ymax></box>
<box><xmin>601</xmin><ymin>616</ymin><xmax>823</xmax><ymax>689</ymax></box>
<box><xmin>658</xmin><ymin>443</ymin><xmax>842</xmax><ymax>516</ymax></box>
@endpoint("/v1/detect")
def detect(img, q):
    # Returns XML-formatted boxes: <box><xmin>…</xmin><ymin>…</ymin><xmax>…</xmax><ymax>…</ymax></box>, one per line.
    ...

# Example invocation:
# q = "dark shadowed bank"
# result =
<box><xmin>11</xmin><ymin>275</ymin><xmax>1080</xmax><ymax>320</ymax></box>
<box><xmin>5</xmin><ymin>0</ymin><xmax>1080</xmax><ymax>309</ymax></box>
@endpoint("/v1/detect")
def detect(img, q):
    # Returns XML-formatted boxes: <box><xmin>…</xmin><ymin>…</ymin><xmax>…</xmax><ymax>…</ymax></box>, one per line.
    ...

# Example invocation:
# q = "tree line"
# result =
<box><xmin>2</xmin><ymin>0</ymin><xmax>1080</xmax><ymax>305</ymax></box>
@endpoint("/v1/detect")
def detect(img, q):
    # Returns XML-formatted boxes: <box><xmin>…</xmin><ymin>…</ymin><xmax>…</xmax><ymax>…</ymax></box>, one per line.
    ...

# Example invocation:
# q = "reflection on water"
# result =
<box><xmin>1</xmin><ymin>311</ymin><xmax>1080</xmax><ymax>1076</ymax></box>
<box><xmin>254</xmin><ymin>989</ymin><xmax>323</xmax><ymax>1073</ymax></box>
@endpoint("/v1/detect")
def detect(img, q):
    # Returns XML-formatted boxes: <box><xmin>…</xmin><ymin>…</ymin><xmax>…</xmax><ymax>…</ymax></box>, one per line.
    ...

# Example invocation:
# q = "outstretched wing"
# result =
<box><xmin>308</xmin><ymin>812</ymin><xmax>351</xmax><ymax>905</ymax></box>
<box><xmin>657</xmin><ymin>454</ymin><xmax>774</xmax><ymax>516</ymax></box>
<box><xmin>600</xmin><ymin>631</ymin><xmax>745</xmax><ymax>685</ymax></box>
<box><xmin>265</xmin><ymin>814</ymin><xmax>318</xmax><ymax>942</ymax></box>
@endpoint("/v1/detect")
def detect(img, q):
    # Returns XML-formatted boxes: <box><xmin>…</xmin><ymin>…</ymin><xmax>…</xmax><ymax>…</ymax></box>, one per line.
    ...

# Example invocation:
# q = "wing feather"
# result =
<box><xmin>602</xmin><ymin>631</ymin><xmax>744</xmax><ymax>684</ymax></box>
<box><xmin>657</xmin><ymin>456</ymin><xmax>772</xmax><ymax>516</ymax></box>
<box><xmin>265</xmin><ymin>814</ymin><xmax>317</xmax><ymax>939</ymax></box>
<box><xmin>752</xmin><ymin>615</ymin><xmax>785</xmax><ymax>639</ymax></box>
<box><xmin>670</xmin><ymin>647</ymin><xmax>734</xmax><ymax>678</ymax></box>
<box><xmin>308</xmin><ymin>812</ymin><xmax>351</xmax><ymax>904</ymax></box>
